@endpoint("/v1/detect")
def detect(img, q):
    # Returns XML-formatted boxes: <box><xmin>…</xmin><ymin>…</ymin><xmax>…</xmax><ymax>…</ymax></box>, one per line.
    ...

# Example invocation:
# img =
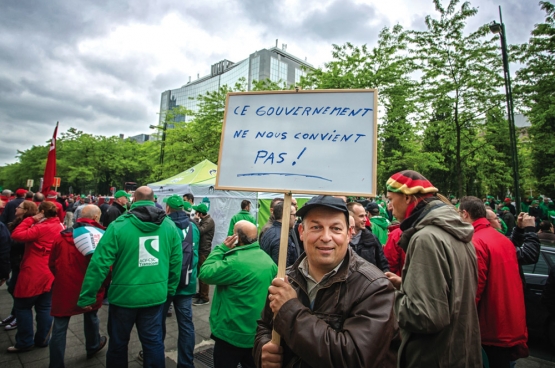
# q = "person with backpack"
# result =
<box><xmin>161</xmin><ymin>194</ymin><xmax>199</xmax><ymax>368</ymax></box>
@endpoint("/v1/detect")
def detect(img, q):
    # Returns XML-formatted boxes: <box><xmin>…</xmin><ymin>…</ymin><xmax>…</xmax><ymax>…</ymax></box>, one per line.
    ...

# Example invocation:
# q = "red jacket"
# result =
<box><xmin>49</xmin><ymin>218</ymin><xmax>108</xmax><ymax>316</ymax></box>
<box><xmin>46</xmin><ymin>198</ymin><xmax>65</xmax><ymax>224</ymax></box>
<box><xmin>471</xmin><ymin>218</ymin><xmax>528</xmax><ymax>349</ymax></box>
<box><xmin>11</xmin><ymin>216</ymin><xmax>64</xmax><ymax>298</ymax></box>
<box><xmin>383</xmin><ymin>225</ymin><xmax>405</xmax><ymax>277</ymax></box>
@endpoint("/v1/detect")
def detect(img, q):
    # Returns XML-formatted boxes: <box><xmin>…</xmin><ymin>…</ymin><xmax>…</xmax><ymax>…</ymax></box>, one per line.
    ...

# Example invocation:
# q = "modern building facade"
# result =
<box><xmin>158</xmin><ymin>45</ymin><xmax>312</xmax><ymax>126</ymax></box>
<box><xmin>128</xmin><ymin>134</ymin><xmax>152</xmax><ymax>143</ymax></box>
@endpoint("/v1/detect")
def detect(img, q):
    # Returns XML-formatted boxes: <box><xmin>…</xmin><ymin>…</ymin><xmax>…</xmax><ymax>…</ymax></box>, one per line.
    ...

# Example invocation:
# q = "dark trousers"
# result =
<box><xmin>198</xmin><ymin>253</ymin><xmax>210</xmax><ymax>301</ymax></box>
<box><xmin>212</xmin><ymin>335</ymin><xmax>255</xmax><ymax>368</ymax></box>
<box><xmin>482</xmin><ymin>345</ymin><xmax>511</xmax><ymax>368</ymax></box>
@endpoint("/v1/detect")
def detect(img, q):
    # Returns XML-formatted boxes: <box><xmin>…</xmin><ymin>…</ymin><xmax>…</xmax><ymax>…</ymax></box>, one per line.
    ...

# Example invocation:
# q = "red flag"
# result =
<box><xmin>41</xmin><ymin>122</ymin><xmax>59</xmax><ymax>194</ymax></box>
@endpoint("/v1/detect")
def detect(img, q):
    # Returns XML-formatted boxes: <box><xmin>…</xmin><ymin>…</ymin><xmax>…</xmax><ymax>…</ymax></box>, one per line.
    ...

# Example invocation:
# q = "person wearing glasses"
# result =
<box><xmin>260</xmin><ymin>202</ymin><xmax>299</xmax><ymax>267</ymax></box>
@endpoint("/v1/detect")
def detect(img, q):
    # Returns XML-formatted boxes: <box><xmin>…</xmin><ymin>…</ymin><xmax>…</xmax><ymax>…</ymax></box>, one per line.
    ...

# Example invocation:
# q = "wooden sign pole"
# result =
<box><xmin>271</xmin><ymin>192</ymin><xmax>292</xmax><ymax>345</ymax></box>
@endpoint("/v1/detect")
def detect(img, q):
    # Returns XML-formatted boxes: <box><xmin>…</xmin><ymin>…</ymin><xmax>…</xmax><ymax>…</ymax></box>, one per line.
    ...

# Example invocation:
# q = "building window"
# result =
<box><xmin>270</xmin><ymin>57</ymin><xmax>288</xmax><ymax>83</ymax></box>
<box><xmin>250</xmin><ymin>55</ymin><xmax>260</xmax><ymax>89</ymax></box>
<box><xmin>295</xmin><ymin>68</ymin><xmax>306</xmax><ymax>84</ymax></box>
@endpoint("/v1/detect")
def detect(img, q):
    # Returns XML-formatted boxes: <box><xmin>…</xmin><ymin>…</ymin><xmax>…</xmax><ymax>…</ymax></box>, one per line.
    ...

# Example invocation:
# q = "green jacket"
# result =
<box><xmin>78</xmin><ymin>201</ymin><xmax>182</xmax><ymax>309</ymax></box>
<box><xmin>199</xmin><ymin>241</ymin><xmax>277</xmax><ymax>348</ymax></box>
<box><xmin>370</xmin><ymin>216</ymin><xmax>389</xmax><ymax>245</ymax></box>
<box><xmin>227</xmin><ymin>210</ymin><xmax>257</xmax><ymax>236</ymax></box>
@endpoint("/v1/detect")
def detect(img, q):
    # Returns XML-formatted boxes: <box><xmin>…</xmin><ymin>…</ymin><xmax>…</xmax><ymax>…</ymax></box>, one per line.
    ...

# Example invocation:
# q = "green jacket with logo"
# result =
<box><xmin>199</xmin><ymin>241</ymin><xmax>277</xmax><ymax>348</ymax></box>
<box><xmin>227</xmin><ymin>210</ymin><xmax>257</xmax><ymax>236</ymax></box>
<box><xmin>78</xmin><ymin>201</ymin><xmax>182</xmax><ymax>308</ymax></box>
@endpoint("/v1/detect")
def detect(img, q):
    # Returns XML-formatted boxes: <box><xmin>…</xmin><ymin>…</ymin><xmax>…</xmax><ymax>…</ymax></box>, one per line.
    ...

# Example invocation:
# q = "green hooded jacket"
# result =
<box><xmin>78</xmin><ymin>201</ymin><xmax>182</xmax><ymax>308</ymax></box>
<box><xmin>227</xmin><ymin>210</ymin><xmax>257</xmax><ymax>236</ymax></box>
<box><xmin>370</xmin><ymin>216</ymin><xmax>389</xmax><ymax>245</ymax></box>
<box><xmin>199</xmin><ymin>241</ymin><xmax>277</xmax><ymax>348</ymax></box>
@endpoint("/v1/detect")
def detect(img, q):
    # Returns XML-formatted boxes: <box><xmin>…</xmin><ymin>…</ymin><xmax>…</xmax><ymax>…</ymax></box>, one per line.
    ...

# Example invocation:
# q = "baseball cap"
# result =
<box><xmin>366</xmin><ymin>202</ymin><xmax>380</xmax><ymax>216</ymax></box>
<box><xmin>183</xmin><ymin>201</ymin><xmax>192</xmax><ymax>212</ymax></box>
<box><xmin>15</xmin><ymin>188</ymin><xmax>28</xmax><ymax>196</ymax></box>
<box><xmin>163</xmin><ymin>195</ymin><xmax>184</xmax><ymax>210</ymax></box>
<box><xmin>296</xmin><ymin>195</ymin><xmax>349</xmax><ymax>222</ymax></box>
<box><xmin>114</xmin><ymin>190</ymin><xmax>131</xmax><ymax>199</ymax></box>
<box><xmin>192</xmin><ymin>203</ymin><xmax>208</xmax><ymax>214</ymax></box>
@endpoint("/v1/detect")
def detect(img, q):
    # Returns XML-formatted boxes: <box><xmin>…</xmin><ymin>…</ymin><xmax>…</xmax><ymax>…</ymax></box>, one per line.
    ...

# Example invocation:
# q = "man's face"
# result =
<box><xmin>291</xmin><ymin>198</ymin><xmax>298</xmax><ymax>210</ymax></box>
<box><xmin>352</xmin><ymin>204</ymin><xmax>366</xmax><ymax>232</ymax></box>
<box><xmin>299</xmin><ymin>207</ymin><xmax>349</xmax><ymax>276</ymax></box>
<box><xmin>119</xmin><ymin>196</ymin><xmax>129</xmax><ymax>205</ymax></box>
<box><xmin>486</xmin><ymin>210</ymin><xmax>501</xmax><ymax>230</ymax></box>
<box><xmin>289</xmin><ymin>205</ymin><xmax>297</xmax><ymax>229</ymax></box>
<box><xmin>349</xmin><ymin>216</ymin><xmax>355</xmax><ymax>237</ymax></box>
<box><xmin>387</xmin><ymin>192</ymin><xmax>410</xmax><ymax>221</ymax></box>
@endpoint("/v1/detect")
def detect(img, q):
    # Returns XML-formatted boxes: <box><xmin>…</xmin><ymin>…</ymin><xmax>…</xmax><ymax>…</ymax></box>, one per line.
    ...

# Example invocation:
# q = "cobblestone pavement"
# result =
<box><xmin>0</xmin><ymin>284</ymin><xmax>554</xmax><ymax>367</ymax></box>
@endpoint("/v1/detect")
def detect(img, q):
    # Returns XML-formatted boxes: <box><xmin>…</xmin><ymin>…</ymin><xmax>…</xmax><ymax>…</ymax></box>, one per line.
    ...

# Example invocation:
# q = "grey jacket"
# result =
<box><xmin>395</xmin><ymin>200</ymin><xmax>482</xmax><ymax>368</ymax></box>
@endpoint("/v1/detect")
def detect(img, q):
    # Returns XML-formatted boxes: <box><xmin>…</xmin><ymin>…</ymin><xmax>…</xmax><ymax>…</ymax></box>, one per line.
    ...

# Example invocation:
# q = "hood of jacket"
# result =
<box><xmin>370</xmin><ymin>216</ymin><xmax>389</xmax><ymax>231</ymax></box>
<box><xmin>61</xmin><ymin>218</ymin><xmax>105</xmax><ymax>241</ymax></box>
<box><xmin>399</xmin><ymin>199</ymin><xmax>474</xmax><ymax>250</ymax></box>
<box><xmin>126</xmin><ymin>200</ymin><xmax>167</xmax><ymax>232</ymax></box>
<box><xmin>168</xmin><ymin>210</ymin><xmax>190</xmax><ymax>230</ymax></box>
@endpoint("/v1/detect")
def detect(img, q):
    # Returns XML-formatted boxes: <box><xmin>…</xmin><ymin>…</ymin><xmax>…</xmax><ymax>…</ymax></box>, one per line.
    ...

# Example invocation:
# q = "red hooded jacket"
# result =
<box><xmin>471</xmin><ymin>218</ymin><xmax>528</xmax><ymax>350</ymax></box>
<box><xmin>48</xmin><ymin>218</ymin><xmax>109</xmax><ymax>317</ymax></box>
<box><xmin>383</xmin><ymin>224</ymin><xmax>405</xmax><ymax>277</ymax></box>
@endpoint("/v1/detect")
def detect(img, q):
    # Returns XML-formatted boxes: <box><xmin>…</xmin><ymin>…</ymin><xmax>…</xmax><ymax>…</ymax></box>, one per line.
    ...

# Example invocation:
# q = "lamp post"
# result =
<box><xmin>490</xmin><ymin>5</ymin><xmax>521</xmax><ymax>213</ymax></box>
<box><xmin>149</xmin><ymin>123</ymin><xmax>167</xmax><ymax>167</ymax></box>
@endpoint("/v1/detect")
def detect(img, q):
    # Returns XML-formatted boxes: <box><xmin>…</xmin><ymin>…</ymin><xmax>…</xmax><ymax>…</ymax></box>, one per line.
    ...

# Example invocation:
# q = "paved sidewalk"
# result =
<box><xmin>1</xmin><ymin>284</ymin><xmax>554</xmax><ymax>367</ymax></box>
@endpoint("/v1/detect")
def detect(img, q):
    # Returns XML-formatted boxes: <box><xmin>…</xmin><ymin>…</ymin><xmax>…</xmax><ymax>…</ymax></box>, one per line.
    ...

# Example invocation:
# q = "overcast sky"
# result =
<box><xmin>0</xmin><ymin>0</ymin><xmax>545</xmax><ymax>166</ymax></box>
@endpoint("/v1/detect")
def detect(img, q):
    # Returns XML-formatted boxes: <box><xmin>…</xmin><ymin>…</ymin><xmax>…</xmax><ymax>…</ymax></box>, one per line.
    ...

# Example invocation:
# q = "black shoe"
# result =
<box><xmin>87</xmin><ymin>336</ymin><xmax>107</xmax><ymax>359</ymax></box>
<box><xmin>192</xmin><ymin>293</ymin><xmax>200</xmax><ymax>299</ymax></box>
<box><xmin>193</xmin><ymin>298</ymin><xmax>209</xmax><ymax>306</ymax></box>
<box><xmin>0</xmin><ymin>314</ymin><xmax>15</xmax><ymax>326</ymax></box>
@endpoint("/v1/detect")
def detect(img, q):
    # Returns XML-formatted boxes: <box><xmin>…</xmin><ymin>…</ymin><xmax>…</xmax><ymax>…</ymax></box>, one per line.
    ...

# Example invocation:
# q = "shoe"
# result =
<box><xmin>138</xmin><ymin>350</ymin><xmax>143</xmax><ymax>362</ymax></box>
<box><xmin>4</xmin><ymin>319</ymin><xmax>17</xmax><ymax>330</ymax></box>
<box><xmin>193</xmin><ymin>298</ymin><xmax>209</xmax><ymax>306</ymax></box>
<box><xmin>7</xmin><ymin>345</ymin><xmax>34</xmax><ymax>353</ymax></box>
<box><xmin>0</xmin><ymin>314</ymin><xmax>15</xmax><ymax>326</ymax></box>
<box><xmin>167</xmin><ymin>305</ymin><xmax>173</xmax><ymax>317</ymax></box>
<box><xmin>87</xmin><ymin>336</ymin><xmax>107</xmax><ymax>359</ymax></box>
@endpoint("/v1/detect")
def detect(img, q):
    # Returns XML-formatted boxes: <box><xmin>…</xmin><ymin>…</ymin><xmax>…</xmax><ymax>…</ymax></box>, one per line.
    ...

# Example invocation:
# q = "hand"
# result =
<box><xmin>385</xmin><ymin>272</ymin><xmax>402</xmax><ymax>290</ymax></box>
<box><xmin>261</xmin><ymin>341</ymin><xmax>283</xmax><ymax>368</ymax></box>
<box><xmin>32</xmin><ymin>212</ymin><xmax>45</xmax><ymax>222</ymax></box>
<box><xmin>223</xmin><ymin>235</ymin><xmax>238</xmax><ymax>249</ymax></box>
<box><xmin>518</xmin><ymin>213</ymin><xmax>535</xmax><ymax>228</ymax></box>
<box><xmin>81</xmin><ymin>305</ymin><xmax>93</xmax><ymax>312</ymax></box>
<box><xmin>0</xmin><ymin>279</ymin><xmax>6</xmax><ymax>287</ymax></box>
<box><xmin>268</xmin><ymin>276</ymin><xmax>297</xmax><ymax>315</ymax></box>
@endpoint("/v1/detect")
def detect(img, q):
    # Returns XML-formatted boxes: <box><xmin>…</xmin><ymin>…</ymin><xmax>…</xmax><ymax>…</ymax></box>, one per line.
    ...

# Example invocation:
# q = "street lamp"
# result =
<box><xmin>490</xmin><ymin>5</ymin><xmax>521</xmax><ymax>213</ymax></box>
<box><xmin>149</xmin><ymin>123</ymin><xmax>167</xmax><ymax>167</ymax></box>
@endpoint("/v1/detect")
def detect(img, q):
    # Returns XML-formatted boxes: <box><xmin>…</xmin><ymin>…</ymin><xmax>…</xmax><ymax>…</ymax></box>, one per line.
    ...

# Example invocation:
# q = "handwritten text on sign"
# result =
<box><xmin>216</xmin><ymin>90</ymin><xmax>377</xmax><ymax>195</ymax></box>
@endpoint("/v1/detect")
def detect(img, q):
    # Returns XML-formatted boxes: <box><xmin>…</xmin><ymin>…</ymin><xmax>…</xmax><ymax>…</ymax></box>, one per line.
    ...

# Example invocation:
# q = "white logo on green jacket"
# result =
<box><xmin>139</xmin><ymin>236</ymin><xmax>159</xmax><ymax>267</ymax></box>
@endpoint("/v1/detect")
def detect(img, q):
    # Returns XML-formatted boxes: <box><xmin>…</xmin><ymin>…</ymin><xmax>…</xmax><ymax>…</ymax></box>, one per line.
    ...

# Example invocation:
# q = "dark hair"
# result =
<box><xmin>459</xmin><ymin>196</ymin><xmax>486</xmax><ymax>220</ymax></box>
<box><xmin>9</xmin><ymin>201</ymin><xmax>38</xmax><ymax>231</ymax></box>
<box><xmin>241</xmin><ymin>200</ymin><xmax>251</xmax><ymax>210</ymax></box>
<box><xmin>39</xmin><ymin>201</ymin><xmax>58</xmax><ymax>218</ymax></box>
<box><xmin>539</xmin><ymin>220</ymin><xmax>553</xmax><ymax>233</ymax></box>
<box><xmin>183</xmin><ymin>193</ymin><xmax>194</xmax><ymax>202</ymax></box>
<box><xmin>237</xmin><ymin>227</ymin><xmax>257</xmax><ymax>245</ymax></box>
<box><xmin>273</xmin><ymin>202</ymin><xmax>284</xmax><ymax>219</ymax></box>
<box><xmin>25</xmin><ymin>192</ymin><xmax>34</xmax><ymax>200</ymax></box>
<box><xmin>270</xmin><ymin>197</ymin><xmax>284</xmax><ymax>209</ymax></box>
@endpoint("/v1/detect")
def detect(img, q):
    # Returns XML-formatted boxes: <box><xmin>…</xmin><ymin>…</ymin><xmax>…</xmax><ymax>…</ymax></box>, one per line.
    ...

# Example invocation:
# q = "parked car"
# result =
<box><xmin>523</xmin><ymin>243</ymin><xmax>555</xmax><ymax>348</ymax></box>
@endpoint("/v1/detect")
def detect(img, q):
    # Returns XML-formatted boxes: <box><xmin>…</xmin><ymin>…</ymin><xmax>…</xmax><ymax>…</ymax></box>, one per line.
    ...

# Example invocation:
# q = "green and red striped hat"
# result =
<box><xmin>386</xmin><ymin>170</ymin><xmax>438</xmax><ymax>195</ymax></box>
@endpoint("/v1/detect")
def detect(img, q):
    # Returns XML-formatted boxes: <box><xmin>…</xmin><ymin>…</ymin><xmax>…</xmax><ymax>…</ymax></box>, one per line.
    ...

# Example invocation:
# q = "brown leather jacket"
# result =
<box><xmin>254</xmin><ymin>248</ymin><xmax>398</xmax><ymax>368</ymax></box>
<box><xmin>194</xmin><ymin>214</ymin><xmax>214</xmax><ymax>255</ymax></box>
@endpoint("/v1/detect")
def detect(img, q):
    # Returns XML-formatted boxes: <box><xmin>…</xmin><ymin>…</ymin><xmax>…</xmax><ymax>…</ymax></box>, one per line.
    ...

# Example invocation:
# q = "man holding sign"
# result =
<box><xmin>254</xmin><ymin>195</ymin><xmax>397</xmax><ymax>368</ymax></box>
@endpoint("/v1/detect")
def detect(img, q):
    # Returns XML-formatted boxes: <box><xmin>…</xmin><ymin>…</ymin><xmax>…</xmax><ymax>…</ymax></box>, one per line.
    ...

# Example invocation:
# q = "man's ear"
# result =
<box><xmin>298</xmin><ymin>222</ymin><xmax>305</xmax><ymax>242</ymax></box>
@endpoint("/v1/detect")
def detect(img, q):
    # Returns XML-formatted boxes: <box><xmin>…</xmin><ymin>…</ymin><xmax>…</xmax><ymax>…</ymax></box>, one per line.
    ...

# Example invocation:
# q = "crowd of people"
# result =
<box><xmin>0</xmin><ymin>170</ymin><xmax>554</xmax><ymax>368</ymax></box>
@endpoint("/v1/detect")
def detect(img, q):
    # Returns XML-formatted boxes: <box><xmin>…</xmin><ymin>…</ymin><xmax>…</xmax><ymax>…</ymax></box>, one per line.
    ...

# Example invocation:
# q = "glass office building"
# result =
<box><xmin>158</xmin><ymin>46</ymin><xmax>312</xmax><ymax>125</ymax></box>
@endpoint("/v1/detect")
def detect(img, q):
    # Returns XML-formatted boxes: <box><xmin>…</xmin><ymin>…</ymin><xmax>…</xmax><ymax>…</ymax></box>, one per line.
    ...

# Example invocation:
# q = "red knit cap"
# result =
<box><xmin>386</xmin><ymin>170</ymin><xmax>438</xmax><ymax>195</ymax></box>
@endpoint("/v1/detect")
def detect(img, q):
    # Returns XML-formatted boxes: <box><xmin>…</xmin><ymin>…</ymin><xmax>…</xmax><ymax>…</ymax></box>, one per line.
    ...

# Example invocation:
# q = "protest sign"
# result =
<box><xmin>216</xmin><ymin>89</ymin><xmax>377</xmax><ymax>196</ymax></box>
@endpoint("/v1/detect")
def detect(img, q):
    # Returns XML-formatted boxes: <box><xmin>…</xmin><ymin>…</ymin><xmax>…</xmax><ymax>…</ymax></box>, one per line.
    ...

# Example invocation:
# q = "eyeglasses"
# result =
<box><xmin>290</xmin><ymin>213</ymin><xmax>297</xmax><ymax>217</ymax></box>
<box><xmin>16</xmin><ymin>206</ymin><xmax>25</xmax><ymax>210</ymax></box>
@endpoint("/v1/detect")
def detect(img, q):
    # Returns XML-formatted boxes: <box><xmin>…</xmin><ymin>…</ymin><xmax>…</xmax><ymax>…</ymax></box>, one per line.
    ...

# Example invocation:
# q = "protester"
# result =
<box><xmin>383</xmin><ymin>222</ymin><xmax>404</xmax><ymax>277</ymax></box>
<box><xmin>260</xmin><ymin>202</ymin><xmax>298</xmax><ymax>267</ymax></box>
<box><xmin>8</xmin><ymin>201</ymin><xmax>64</xmax><ymax>352</ymax></box>
<box><xmin>0</xmin><ymin>221</ymin><xmax>10</xmax><ymax>287</ymax></box>
<box><xmin>49</xmin><ymin>205</ymin><xmax>108</xmax><ymax>367</ymax></box>
<box><xmin>73</xmin><ymin>196</ymin><xmax>92</xmax><ymax>226</ymax></box>
<box><xmin>0</xmin><ymin>201</ymin><xmax>38</xmax><ymax>331</ymax></box>
<box><xmin>200</xmin><ymin>220</ymin><xmax>276</xmax><ymax>368</ymax></box>
<box><xmin>384</xmin><ymin>170</ymin><xmax>481</xmax><ymax>367</ymax></box>
<box><xmin>254</xmin><ymin>195</ymin><xmax>398</xmax><ymax>367</ymax></box>
<box><xmin>227</xmin><ymin>200</ymin><xmax>257</xmax><ymax>236</ymax></box>
<box><xmin>259</xmin><ymin>197</ymin><xmax>284</xmax><ymax>240</ymax></box>
<box><xmin>183</xmin><ymin>193</ymin><xmax>194</xmax><ymax>205</ymax></box>
<box><xmin>501</xmin><ymin>206</ymin><xmax>516</xmax><ymax>235</ymax></box>
<box><xmin>102</xmin><ymin>190</ymin><xmax>130</xmax><ymax>228</ymax></box>
<box><xmin>504</xmin><ymin>197</ymin><xmax>517</xmax><ymax>216</ymax></box>
<box><xmin>347</xmin><ymin>202</ymin><xmax>389</xmax><ymax>272</ymax></box>
<box><xmin>192</xmin><ymin>202</ymin><xmax>215</xmax><ymax>306</ymax></box>
<box><xmin>538</xmin><ymin>220</ymin><xmax>555</xmax><ymax>243</ymax></box>
<box><xmin>78</xmin><ymin>186</ymin><xmax>182</xmax><ymax>368</ymax></box>
<box><xmin>460</xmin><ymin>196</ymin><xmax>528</xmax><ymax>367</ymax></box>
<box><xmin>486</xmin><ymin>209</ymin><xmax>504</xmax><ymax>233</ymax></box>
<box><xmin>46</xmin><ymin>191</ymin><xmax>65</xmax><ymax>225</ymax></box>
<box><xmin>365</xmin><ymin>202</ymin><xmax>389</xmax><ymax>244</ymax></box>
<box><xmin>0</xmin><ymin>188</ymin><xmax>26</xmax><ymax>225</ymax></box>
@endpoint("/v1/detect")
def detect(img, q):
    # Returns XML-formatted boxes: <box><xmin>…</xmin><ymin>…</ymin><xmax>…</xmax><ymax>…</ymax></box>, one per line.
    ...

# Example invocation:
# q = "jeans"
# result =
<box><xmin>198</xmin><ymin>253</ymin><xmax>210</xmax><ymax>301</ymax></box>
<box><xmin>163</xmin><ymin>296</ymin><xmax>195</xmax><ymax>368</ymax></box>
<box><xmin>49</xmin><ymin>311</ymin><xmax>101</xmax><ymax>368</ymax></box>
<box><xmin>212</xmin><ymin>335</ymin><xmax>255</xmax><ymax>368</ymax></box>
<box><xmin>107</xmin><ymin>303</ymin><xmax>165</xmax><ymax>368</ymax></box>
<box><xmin>14</xmin><ymin>291</ymin><xmax>53</xmax><ymax>348</ymax></box>
<box><xmin>482</xmin><ymin>345</ymin><xmax>511</xmax><ymax>368</ymax></box>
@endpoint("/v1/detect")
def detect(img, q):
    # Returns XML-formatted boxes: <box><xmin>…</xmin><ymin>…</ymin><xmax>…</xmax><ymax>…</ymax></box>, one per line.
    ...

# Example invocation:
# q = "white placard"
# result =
<box><xmin>216</xmin><ymin>90</ymin><xmax>377</xmax><ymax>196</ymax></box>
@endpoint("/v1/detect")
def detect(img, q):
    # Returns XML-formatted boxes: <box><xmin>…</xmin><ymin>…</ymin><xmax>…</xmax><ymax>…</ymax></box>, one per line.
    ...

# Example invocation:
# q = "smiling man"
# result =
<box><xmin>254</xmin><ymin>195</ymin><xmax>398</xmax><ymax>368</ymax></box>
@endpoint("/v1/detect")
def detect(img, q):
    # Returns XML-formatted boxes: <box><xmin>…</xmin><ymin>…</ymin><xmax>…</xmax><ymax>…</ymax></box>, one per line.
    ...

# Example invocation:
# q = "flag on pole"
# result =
<box><xmin>41</xmin><ymin>122</ymin><xmax>59</xmax><ymax>194</ymax></box>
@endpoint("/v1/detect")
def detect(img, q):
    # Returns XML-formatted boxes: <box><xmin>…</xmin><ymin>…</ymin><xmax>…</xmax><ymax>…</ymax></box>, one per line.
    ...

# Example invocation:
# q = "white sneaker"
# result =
<box><xmin>4</xmin><ymin>319</ymin><xmax>17</xmax><ymax>331</ymax></box>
